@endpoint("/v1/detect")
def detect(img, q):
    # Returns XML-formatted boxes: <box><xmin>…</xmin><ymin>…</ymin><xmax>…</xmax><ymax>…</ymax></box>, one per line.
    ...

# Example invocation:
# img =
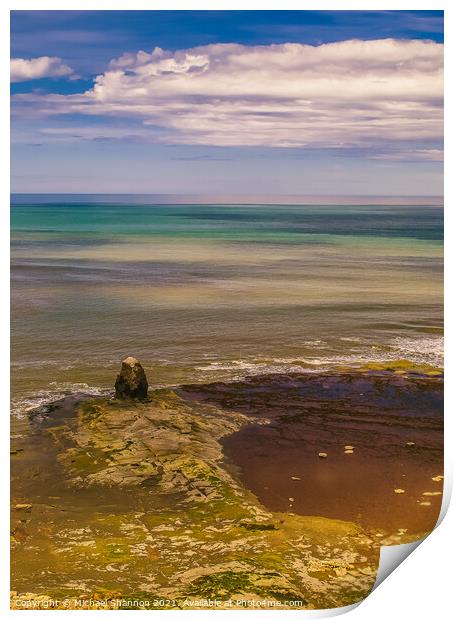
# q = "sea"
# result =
<box><xmin>11</xmin><ymin>194</ymin><xmax>443</xmax><ymax>417</ymax></box>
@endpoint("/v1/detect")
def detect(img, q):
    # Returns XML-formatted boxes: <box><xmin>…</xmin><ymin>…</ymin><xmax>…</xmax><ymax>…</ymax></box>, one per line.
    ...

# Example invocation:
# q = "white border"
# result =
<box><xmin>2</xmin><ymin>1</ymin><xmax>450</xmax><ymax>618</ymax></box>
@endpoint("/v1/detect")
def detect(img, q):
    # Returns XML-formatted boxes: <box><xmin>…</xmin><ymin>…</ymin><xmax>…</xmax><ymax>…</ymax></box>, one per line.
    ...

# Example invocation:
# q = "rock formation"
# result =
<box><xmin>114</xmin><ymin>357</ymin><xmax>148</xmax><ymax>400</ymax></box>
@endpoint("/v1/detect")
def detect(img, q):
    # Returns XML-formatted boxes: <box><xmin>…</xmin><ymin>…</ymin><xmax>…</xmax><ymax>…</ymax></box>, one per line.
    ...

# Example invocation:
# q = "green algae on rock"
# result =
<box><xmin>11</xmin><ymin>387</ymin><xmax>380</xmax><ymax>609</ymax></box>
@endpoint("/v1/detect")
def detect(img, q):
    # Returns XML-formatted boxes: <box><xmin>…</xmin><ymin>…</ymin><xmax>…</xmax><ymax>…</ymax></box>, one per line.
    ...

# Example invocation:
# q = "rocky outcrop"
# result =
<box><xmin>114</xmin><ymin>357</ymin><xmax>148</xmax><ymax>400</ymax></box>
<box><xmin>12</xmin><ymin>385</ymin><xmax>381</xmax><ymax>609</ymax></box>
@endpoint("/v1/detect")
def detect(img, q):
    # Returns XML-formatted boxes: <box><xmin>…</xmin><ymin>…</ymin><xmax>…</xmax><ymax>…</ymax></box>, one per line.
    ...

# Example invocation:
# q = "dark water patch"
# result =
<box><xmin>179</xmin><ymin>371</ymin><xmax>443</xmax><ymax>535</ymax></box>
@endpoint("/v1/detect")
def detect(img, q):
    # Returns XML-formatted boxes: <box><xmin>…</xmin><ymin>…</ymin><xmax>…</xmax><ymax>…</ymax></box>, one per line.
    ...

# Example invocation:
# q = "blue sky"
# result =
<box><xmin>11</xmin><ymin>11</ymin><xmax>444</xmax><ymax>195</ymax></box>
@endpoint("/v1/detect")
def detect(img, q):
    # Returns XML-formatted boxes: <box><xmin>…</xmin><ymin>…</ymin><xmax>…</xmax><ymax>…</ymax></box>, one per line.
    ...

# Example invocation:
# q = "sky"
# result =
<box><xmin>10</xmin><ymin>10</ymin><xmax>444</xmax><ymax>196</ymax></box>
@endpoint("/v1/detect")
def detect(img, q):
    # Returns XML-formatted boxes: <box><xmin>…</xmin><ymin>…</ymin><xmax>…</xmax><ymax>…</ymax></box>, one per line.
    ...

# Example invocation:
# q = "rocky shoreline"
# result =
<box><xmin>11</xmin><ymin>363</ymin><xmax>443</xmax><ymax>610</ymax></box>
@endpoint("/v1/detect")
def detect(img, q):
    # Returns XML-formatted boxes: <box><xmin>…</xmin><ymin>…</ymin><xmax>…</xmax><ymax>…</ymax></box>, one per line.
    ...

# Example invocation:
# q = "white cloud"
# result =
<box><xmin>370</xmin><ymin>148</ymin><xmax>444</xmax><ymax>162</ymax></box>
<box><xmin>11</xmin><ymin>56</ymin><xmax>74</xmax><ymax>82</ymax></box>
<box><xmin>11</xmin><ymin>40</ymin><xmax>443</xmax><ymax>154</ymax></box>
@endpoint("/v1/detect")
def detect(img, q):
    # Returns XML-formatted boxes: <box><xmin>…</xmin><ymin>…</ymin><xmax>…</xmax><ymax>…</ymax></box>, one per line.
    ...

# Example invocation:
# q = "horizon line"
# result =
<box><xmin>10</xmin><ymin>193</ymin><xmax>444</xmax><ymax>206</ymax></box>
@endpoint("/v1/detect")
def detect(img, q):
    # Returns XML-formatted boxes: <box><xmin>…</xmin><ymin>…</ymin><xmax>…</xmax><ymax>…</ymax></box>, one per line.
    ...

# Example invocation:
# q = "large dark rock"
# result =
<box><xmin>115</xmin><ymin>357</ymin><xmax>149</xmax><ymax>401</ymax></box>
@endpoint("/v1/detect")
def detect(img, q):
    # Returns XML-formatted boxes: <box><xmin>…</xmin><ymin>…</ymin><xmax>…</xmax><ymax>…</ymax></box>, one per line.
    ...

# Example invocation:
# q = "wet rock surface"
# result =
<box><xmin>11</xmin><ymin>378</ymin><xmax>386</xmax><ymax>610</ymax></box>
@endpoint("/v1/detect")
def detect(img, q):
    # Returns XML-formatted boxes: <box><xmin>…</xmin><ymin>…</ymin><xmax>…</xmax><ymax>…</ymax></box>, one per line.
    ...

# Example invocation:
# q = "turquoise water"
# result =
<box><xmin>11</xmin><ymin>196</ymin><xmax>443</xmax><ymax>415</ymax></box>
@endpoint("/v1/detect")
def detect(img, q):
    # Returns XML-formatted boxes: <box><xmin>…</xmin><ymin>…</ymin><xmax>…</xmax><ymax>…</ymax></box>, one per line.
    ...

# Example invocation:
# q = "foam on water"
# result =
<box><xmin>195</xmin><ymin>335</ymin><xmax>444</xmax><ymax>380</ymax></box>
<box><xmin>11</xmin><ymin>382</ymin><xmax>112</xmax><ymax>419</ymax></box>
<box><xmin>11</xmin><ymin>336</ymin><xmax>443</xmax><ymax>418</ymax></box>
<box><xmin>11</xmin><ymin>335</ymin><xmax>443</xmax><ymax>390</ymax></box>
<box><xmin>391</xmin><ymin>335</ymin><xmax>444</xmax><ymax>366</ymax></box>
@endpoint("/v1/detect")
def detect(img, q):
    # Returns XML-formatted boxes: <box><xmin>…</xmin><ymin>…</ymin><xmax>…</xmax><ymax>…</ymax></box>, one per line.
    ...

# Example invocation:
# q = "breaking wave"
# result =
<box><xmin>11</xmin><ymin>336</ymin><xmax>443</xmax><ymax>417</ymax></box>
<box><xmin>11</xmin><ymin>382</ymin><xmax>112</xmax><ymax>419</ymax></box>
<box><xmin>195</xmin><ymin>335</ymin><xmax>443</xmax><ymax>379</ymax></box>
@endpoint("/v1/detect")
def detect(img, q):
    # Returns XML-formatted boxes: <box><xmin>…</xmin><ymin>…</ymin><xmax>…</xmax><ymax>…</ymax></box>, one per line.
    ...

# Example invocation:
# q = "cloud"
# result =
<box><xmin>11</xmin><ymin>39</ymin><xmax>443</xmax><ymax>155</ymax></box>
<box><xmin>370</xmin><ymin>148</ymin><xmax>444</xmax><ymax>162</ymax></box>
<box><xmin>11</xmin><ymin>56</ymin><xmax>74</xmax><ymax>82</ymax></box>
